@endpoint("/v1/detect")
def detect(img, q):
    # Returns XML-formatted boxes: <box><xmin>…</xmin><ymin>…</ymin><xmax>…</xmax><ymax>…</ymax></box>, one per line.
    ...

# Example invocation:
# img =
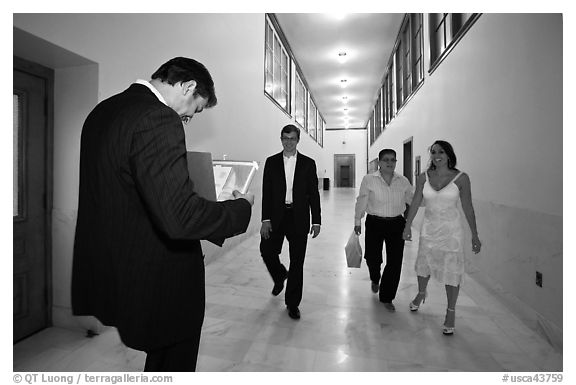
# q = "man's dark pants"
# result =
<box><xmin>260</xmin><ymin>207</ymin><xmax>308</xmax><ymax>308</ymax></box>
<box><xmin>364</xmin><ymin>214</ymin><xmax>406</xmax><ymax>303</ymax></box>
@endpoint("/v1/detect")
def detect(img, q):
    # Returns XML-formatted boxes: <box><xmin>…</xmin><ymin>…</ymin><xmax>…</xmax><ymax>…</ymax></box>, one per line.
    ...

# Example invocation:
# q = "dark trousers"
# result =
<box><xmin>364</xmin><ymin>214</ymin><xmax>406</xmax><ymax>303</ymax></box>
<box><xmin>144</xmin><ymin>329</ymin><xmax>202</xmax><ymax>372</ymax></box>
<box><xmin>260</xmin><ymin>208</ymin><xmax>308</xmax><ymax>308</ymax></box>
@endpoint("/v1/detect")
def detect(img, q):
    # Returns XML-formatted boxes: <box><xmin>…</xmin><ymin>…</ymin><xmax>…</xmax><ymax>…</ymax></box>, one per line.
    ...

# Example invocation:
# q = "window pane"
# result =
<box><xmin>403</xmin><ymin>24</ymin><xmax>412</xmax><ymax>97</ymax></box>
<box><xmin>383</xmin><ymin>81</ymin><xmax>388</xmax><ymax>125</ymax></box>
<box><xmin>295</xmin><ymin>75</ymin><xmax>306</xmax><ymax>127</ymax></box>
<box><xmin>368</xmin><ymin>120</ymin><xmax>373</xmax><ymax>145</ymax></box>
<box><xmin>412</xmin><ymin>13</ymin><xmax>423</xmax><ymax>86</ymax></box>
<box><xmin>308</xmin><ymin>98</ymin><xmax>316</xmax><ymax>139</ymax></box>
<box><xmin>453</xmin><ymin>13</ymin><xmax>473</xmax><ymax>35</ymax></box>
<box><xmin>395</xmin><ymin>49</ymin><xmax>403</xmax><ymax>109</ymax></box>
<box><xmin>273</xmin><ymin>38</ymin><xmax>281</xmax><ymax>100</ymax></box>
<box><xmin>266</xmin><ymin>24</ymin><xmax>273</xmax><ymax>49</ymax></box>
<box><xmin>375</xmin><ymin>93</ymin><xmax>381</xmax><ymax>138</ymax></box>
<box><xmin>265</xmin><ymin>49</ymin><xmax>273</xmax><ymax>94</ymax></box>
<box><xmin>264</xmin><ymin>17</ymin><xmax>292</xmax><ymax>114</ymax></box>
<box><xmin>280</xmin><ymin>51</ymin><xmax>289</xmax><ymax>108</ymax></box>
<box><xmin>430</xmin><ymin>13</ymin><xmax>450</xmax><ymax>63</ymax></box>
<box><xmin>13</xmin><ymin>94</ymin><xmax>19</xmax><ymax>217</ymax></box>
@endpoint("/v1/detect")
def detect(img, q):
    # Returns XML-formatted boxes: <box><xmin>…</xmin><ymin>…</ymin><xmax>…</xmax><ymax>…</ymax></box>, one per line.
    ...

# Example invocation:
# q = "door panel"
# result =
<box><xmin>13</xmin><ymin>65</ymin><xmax>50</xmax><ymax>342</ymax></box>
<box><xmin>340</xmin><ymin>165</ymin><xmax>351</xmax><ymax>187</ymax></box>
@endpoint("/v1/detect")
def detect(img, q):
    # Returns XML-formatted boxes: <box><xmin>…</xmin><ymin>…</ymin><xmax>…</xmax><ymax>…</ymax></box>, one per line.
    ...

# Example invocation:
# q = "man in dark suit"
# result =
<box><xmin>260</xmin><ymin>124</ymin><xmax>321</xmax><ymax>320</ymax></box>
<box><xmin>72</xmin><ymin>57</ymin><xmax>253</xmax><ymax>372</ymax></box>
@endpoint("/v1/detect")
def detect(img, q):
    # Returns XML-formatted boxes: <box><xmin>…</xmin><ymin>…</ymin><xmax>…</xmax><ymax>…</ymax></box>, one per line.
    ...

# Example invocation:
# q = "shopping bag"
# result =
<box><xmin>345</xmin><ymin>231</ymin><xmax>362</xmax><ymax>268</ymax></box>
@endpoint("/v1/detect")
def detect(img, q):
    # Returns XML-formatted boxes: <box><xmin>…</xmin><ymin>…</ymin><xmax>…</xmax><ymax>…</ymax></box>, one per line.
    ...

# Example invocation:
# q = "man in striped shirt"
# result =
<box><xmin>354</xmin><ymin>149</ymin><xmax>413</xmax><ymax>312</ymax></box>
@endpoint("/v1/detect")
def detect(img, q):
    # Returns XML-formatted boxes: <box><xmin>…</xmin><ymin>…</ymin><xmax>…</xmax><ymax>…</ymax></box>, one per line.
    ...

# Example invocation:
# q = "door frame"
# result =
<box><xmin>403</xmin><ymin>136</ymin><xmax>413</xmax><ymax>185</ymax></box>
<box><xmin>14</xmin><ymin>56</ymin><xmax>54</xmax><ymax>338</ymax></box>
<box><xmin>334</xmin><ymin>154</ymin><xmax>356</xmax><ymax>188</ymax></box>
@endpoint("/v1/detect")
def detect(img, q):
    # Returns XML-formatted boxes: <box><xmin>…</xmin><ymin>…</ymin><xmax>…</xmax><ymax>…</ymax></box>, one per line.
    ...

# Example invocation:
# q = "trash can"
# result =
<box><xmin>323</xmin><ymin>178</ymin><xmax>330</xmax><ymax>191</ymax></box>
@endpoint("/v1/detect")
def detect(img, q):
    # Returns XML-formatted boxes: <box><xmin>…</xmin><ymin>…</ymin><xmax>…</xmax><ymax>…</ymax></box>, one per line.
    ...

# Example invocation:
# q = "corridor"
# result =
<box><xmin>13</xmin><ymin>188</ymin><xmax>562</xmax><ymax>372</ymax></box>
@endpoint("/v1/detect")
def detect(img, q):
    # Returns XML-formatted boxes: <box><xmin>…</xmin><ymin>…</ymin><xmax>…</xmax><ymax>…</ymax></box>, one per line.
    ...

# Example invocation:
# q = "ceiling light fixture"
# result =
<box><xmin>337</xmin><ymin>52</ymin><xmax>347</xmax><ymax>64</ymax></box>
<box><xmin>328</xmin><ymin>13</ymin><xmax>347</xmax><ymax>21</ymax></box>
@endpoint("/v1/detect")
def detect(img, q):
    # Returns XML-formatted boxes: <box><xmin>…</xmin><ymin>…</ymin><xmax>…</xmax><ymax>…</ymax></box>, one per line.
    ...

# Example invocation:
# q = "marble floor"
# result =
<box><xmin>13</xmin><ymin>188</ymin><xmax>563</xmax><ymax>372</ymax></box>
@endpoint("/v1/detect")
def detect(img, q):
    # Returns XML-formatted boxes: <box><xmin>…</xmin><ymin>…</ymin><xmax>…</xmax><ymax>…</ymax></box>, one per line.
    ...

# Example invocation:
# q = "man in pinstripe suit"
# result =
<box><xmin>72</xmin><ymin>57</ymin><xmax>253</xmax><ymax>371</ymax></box>
<box><xmin>354</xmin><ymin>149</ymin><xmax>413</xmax><ymax>312</ymax></box>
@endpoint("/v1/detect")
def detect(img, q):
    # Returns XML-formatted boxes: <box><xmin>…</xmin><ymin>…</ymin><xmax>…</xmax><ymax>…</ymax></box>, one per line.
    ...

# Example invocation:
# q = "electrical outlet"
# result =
<box><xmin>536</xmin><ymin>271</ymin><xmax>543</xmax><ymax>287</ymax></box>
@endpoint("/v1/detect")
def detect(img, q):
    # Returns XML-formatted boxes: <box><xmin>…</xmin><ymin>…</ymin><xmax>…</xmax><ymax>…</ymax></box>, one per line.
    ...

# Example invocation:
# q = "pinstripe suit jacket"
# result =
<box><xmin>72</xmin><ymin>84</ymin><xmax>251</xmax><ymax>351</ymax></box>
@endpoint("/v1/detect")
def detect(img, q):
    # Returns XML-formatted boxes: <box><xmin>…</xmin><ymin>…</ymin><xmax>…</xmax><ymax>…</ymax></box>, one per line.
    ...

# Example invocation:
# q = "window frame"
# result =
<box><xmin>318</xmin><ymin>117</ymin><xmax>324</xmax><ymax>147</ymax></box>
<box><xmin>411</xmin><ymin>13</ymin><xmax>424</xmax><ymax>88</ymax></box>
<box><xmin>429</xmin><ymin>13</ymin><xmax>481</xmax><ymax>74</ymax></box>
<box><xmin>308</xmin><ymin>95</ymin><xmax>317</xmax><ymax>140</ymax></box>
<box><xmin>264</xmin><ymin>15</ymin><xmax>292</xmax><ymax>115</ymax></box>
<box><xmin>374</xmin><ymin>90</ymin><xmax>382</xmax><ymax>140</ymax></box>
<box><xmin>294</xmin><ymin>70</ymin><xmax>307</xmax><ymax>131</ymax></box>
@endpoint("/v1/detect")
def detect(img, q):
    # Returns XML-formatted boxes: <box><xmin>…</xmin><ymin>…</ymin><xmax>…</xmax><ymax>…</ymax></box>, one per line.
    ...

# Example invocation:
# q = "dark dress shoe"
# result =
<box><xmin>371</xmin><ymin>282</ymin><xmax>379</xmax><ymax>293</ymax></box>
<box><xmin>271</xmin><ymin>273</ymin><xmax>287</xmax><ymax>296</ymax></box>
<box><xmin>287</xmin><ymin>306</ymin><xmax>301</xmax><ymax>320</ymax></box>
<box><xmin>381</xmin><ymin>301</ymin><xmax>396</xmax><ymax>312</ymax></box>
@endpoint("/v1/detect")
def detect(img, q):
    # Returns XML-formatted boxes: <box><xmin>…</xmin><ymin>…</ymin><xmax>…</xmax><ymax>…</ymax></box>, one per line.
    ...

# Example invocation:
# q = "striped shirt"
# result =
<box><xmin>354</xmin><ymin>171</ymin><xmax>413</xmax><ymax>226</ymax></box>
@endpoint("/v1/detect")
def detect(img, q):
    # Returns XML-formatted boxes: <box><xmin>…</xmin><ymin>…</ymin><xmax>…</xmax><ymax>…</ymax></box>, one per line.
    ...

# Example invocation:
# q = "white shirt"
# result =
<box><xmin>135</xmin><ymin>79</ymin><xmax>168</xmax><ymax>106</ymax></box>
<box><xmin>262</xmin><ymin>151</ymin><xmax>319</xmax><ymax>227</ymax></box>
<box><xmin>354</xmin><ymin>171</ymin><xmax>414</xmax><ymax>226</ymax></box>
<box><xmin>283</xmin><ymin>152</ymin><xmax>297</xmax><ymax>204</ymax></box>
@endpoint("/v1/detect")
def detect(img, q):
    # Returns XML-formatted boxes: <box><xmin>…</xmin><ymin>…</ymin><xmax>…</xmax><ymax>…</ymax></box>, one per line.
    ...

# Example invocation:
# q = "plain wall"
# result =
<box><xmin>369</xmin><ymin>14</ymin><xmax>562</xmax><ymax>341</ymax></box>
<box><xmin>13</xmin><ymin>13</ymin><xmax>327</xmax><ymax>331</ymax></box>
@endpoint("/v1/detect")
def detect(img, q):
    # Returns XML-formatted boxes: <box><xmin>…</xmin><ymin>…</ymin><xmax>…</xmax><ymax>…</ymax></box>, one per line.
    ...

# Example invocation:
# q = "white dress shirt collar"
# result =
<box><xmin>135</xmin><ymin>79</ymin><xmax>168</xmax><ymax>106</ymax></box>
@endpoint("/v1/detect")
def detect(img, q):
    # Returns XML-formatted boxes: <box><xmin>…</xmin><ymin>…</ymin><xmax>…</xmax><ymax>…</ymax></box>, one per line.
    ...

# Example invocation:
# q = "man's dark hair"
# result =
<box><xmin>378</xmin><ymin>148</ymin><xmax>396</xmax><ymax>160</ymax></box>
<box><xmin>281</xmin><ymin>124</ymin><xmax>301</xmax><ymax>140</ymax></box>
<box><xmin>151</xmin><ymin>57</ymin><xmax>217</xmax><ymax>108</ymax></box>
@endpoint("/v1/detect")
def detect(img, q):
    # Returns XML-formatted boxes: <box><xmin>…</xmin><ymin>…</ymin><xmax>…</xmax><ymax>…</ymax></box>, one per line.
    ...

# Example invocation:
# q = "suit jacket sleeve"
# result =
<box><xmin>308</xmin><ymin>159</ymin><xmax>321</xmax><ymax>225</ymax></box>
<box><xmin>129</xmin><ymin>107</ymin><xmax>251</xmax><ymax>241</ymax></box>
<box><xmin>261</xmin><ymin>157</ymin><xmax>273</xmax><ymax>222</ymax></box>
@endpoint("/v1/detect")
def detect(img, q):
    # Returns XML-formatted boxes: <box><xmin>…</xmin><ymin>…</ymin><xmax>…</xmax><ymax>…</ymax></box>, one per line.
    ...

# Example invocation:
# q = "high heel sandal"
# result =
<box><xmin>442</xmin><ymin>308</ymin><xmax>455</xmax><ymax>335</ymax></box>
<box><xmin>409</xmin><ymin>291</ymin><xmax>427</xmax><ymax>311</ymax></box>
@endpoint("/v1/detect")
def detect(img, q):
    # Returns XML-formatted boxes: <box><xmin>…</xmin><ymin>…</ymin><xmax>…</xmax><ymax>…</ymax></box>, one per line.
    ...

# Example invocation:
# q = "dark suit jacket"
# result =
<box><xmin>72</xmin><ymin>84</ymin><xmax>251</xmax><ymax>351</ymax></box>
<box><xmin>261</xmin><ymin>151</ymin><xmax>321</xmax><ymax>234</ymax></box>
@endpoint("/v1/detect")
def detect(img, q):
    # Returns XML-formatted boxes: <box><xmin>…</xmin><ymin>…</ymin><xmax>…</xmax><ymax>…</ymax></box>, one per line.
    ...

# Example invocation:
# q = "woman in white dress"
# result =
<box><xmin>402</xmin><ymin>140</ymin><xmax>481</xmax><ymax>335</ymax></box>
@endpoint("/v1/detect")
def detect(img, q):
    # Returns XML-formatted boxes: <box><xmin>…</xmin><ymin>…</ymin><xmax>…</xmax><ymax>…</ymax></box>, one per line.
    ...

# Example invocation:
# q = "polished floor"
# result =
<box><xmin>13</xmin><ymin>188</ymin><xmax>562</xmax><ymax>372</ymax></box>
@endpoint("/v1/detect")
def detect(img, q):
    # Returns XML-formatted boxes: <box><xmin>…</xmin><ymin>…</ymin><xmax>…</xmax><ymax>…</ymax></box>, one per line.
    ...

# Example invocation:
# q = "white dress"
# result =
<box><xmin>415</xmin><ymin>171</ymin><xmax>465</xmax><ymax>286</ymax></box>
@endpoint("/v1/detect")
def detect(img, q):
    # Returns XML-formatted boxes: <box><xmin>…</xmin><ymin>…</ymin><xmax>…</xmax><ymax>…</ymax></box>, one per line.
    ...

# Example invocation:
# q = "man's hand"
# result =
<box><xmin>232</xmin><ymin>190</ymin><xmax>254</xmax><ymax>206</ymax></box>
<box><xmin>402</xmin><ymin>227</ymin><xmax>412</xmax><ymax>241</ymax></box>
<box><xmin>309</xmin><ymin>224</ymin><xmax>321</xmax><ymax>238</ymax></box>
<box><xmin>354</xmin><ymin>225</ymin><xmax>361</xmax><ymax>235</ymax></box>
<box><xmin>260</xmin><ymin>221</ymin><xmax>272</xmax><ymax>239</ymax></box>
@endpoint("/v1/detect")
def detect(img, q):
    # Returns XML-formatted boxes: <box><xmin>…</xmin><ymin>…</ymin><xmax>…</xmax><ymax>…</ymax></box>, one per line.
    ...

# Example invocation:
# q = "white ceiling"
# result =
<box><xmin>274</xmin><ymin>13</ymin><xmax>405</xmax><ymax>130</ymax></box>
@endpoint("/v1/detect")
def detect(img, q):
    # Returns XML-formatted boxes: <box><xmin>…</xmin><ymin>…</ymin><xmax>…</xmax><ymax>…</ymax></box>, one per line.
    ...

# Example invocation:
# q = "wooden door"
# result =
<box><xmin>13</xmin><ymin>58</ymin><xmax>53</xmax><ymax>342</ymax></box>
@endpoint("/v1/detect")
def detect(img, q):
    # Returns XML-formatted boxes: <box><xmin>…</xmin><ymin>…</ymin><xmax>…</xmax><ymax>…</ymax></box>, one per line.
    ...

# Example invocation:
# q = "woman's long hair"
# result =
<box><xmin>427</xmin><ymin>140</ymin><xmax>458</xmax><ymax>171</ymax></box>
